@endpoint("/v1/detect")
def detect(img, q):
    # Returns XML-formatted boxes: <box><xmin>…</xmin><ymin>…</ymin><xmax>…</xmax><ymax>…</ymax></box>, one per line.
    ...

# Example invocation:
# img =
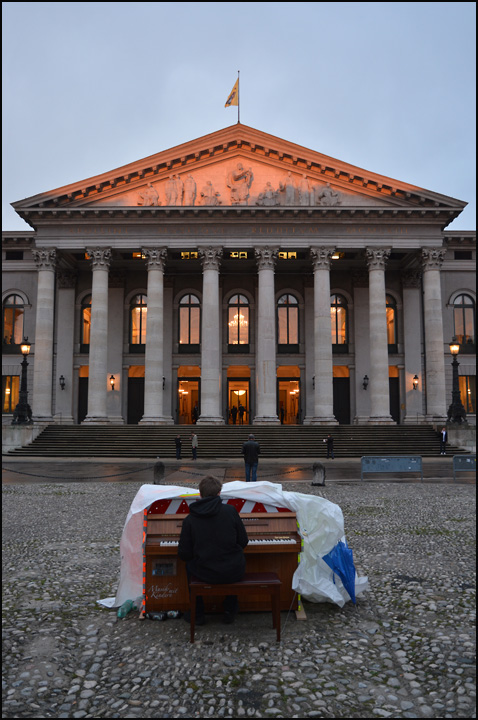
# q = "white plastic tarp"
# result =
<box><xmin>98</xmin><ymin>480</ymin><xmax>368</xmax><ymax>609</ymax></box>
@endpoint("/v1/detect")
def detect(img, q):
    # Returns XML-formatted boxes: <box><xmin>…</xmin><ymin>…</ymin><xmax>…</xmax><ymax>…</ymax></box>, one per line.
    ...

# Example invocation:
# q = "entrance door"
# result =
<box><xmin>178</xmin><ymin>379</ymin><xmax>200</xmax><ymax>424</ymax></box>
<box><xmin>78</xmin><ymin>377</ymin><xmax>88</xmax><ymax>424</ymax></box>
<box><xmin>228</xmin><ymin>380</ymin><xmax>250</xmax><ymax>424</ymax></box>
<box><xmin>277</xmin><ymin>380</ymin><xmax>300</xmax><ymax>424</ymax></box>
<box><xmin>127</xmin><ymin>377</ymin><xmax>145</xmax><ymax>424</ymax></box>
<box><xmin>333</xmin><ymin>377</ymin><xmax>350</xmax><ymax>424</ymax></box>
<box><xmin>389</xmin><ymin>377</ymin><xmax>400</xmax><ymax>424</ymax></box>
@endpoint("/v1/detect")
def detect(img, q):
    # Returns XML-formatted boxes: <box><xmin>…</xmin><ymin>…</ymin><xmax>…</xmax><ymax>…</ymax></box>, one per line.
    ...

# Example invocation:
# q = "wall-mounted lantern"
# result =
<box><xmin>412</xmin><ymin>375</ymin><xmax>419</xmax><ymax>391</ymax></box>
<box><xmin>59</xmin><ymin>375</ymin><xmax>66</xmax><ymax>391</ymax></box>
<box><xmin>110</xmin><ymin>374</ymin><xmax>115</xmax><ymax>391</ymax></box>
<box><xmin>362</xmin><ymin>375</ymin><xmax>369</xmax><ymax>390</ymax></box>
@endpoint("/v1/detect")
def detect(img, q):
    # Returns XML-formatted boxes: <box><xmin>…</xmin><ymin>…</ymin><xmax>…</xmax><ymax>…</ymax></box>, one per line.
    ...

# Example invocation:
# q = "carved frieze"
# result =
<box><xmin>226</xmin><ymin>163</ymin><xmax>254</xmax><ymax>205</ymax></box>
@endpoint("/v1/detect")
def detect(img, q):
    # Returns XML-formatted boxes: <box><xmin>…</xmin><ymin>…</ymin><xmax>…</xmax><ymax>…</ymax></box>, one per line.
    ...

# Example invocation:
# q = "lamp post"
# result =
<box><xmin>11</xmin><ymin>337</ymin><xmax>32</xmax><ymax>425</ymax></box>
<box><xmin>447</xmin><ymin>337</ymin><xmax>467</xmax><ymax>424</ymax></box>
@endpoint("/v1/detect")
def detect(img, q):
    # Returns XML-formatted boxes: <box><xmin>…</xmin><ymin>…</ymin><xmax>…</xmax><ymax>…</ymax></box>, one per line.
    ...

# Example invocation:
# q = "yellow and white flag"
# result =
<box><xmin>225</xmin><ymin>79</ymin><xmax>239</xmax><ymax>107</ymax></box>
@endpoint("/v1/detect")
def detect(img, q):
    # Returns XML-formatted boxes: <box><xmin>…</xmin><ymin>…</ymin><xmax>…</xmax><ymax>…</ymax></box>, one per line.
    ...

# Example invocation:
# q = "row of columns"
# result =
<box><xmin>29</xmin><ymin>244</ymin><xmax>448</xmax><ymax>425</ymax></box>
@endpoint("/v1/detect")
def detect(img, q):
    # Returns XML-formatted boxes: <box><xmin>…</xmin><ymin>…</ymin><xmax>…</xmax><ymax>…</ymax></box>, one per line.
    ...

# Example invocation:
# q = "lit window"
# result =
<box><xmin>228</xmin><ymin>294</ymin><xmax>249</xmax><ymax>346</ymax></box>
<box><xmin>2</xmin><ymin>294</ymin><xmax>24</xmax><ymax>345</ymax></box>
<box><xmin>131</xmin><ymin>294</ymin><xmax>147</xmax><ymax>345</ymax></box>
<box><xmin>278</xmin><ymin>294</ymin><xmax>299</xmax><ymax>345</ymax></box>
<box><xmin>454</xmin><ymin>294</ymin><xmax>475</xmax><ymax>347</ymax></box>
<box><xmin>2</xmin><ymin>375</ymin><xmax>19</xmax><ymax>413</ymax></box>
<box><xmin>330</xmin><ymin>295</ymin><xmax>348</xmax><ymax>345</ymax></box>
<box><xmin>80</xmin><ymin>295</ymin><xmax>92</xmax><ymax>349</ymax></box>
<box><xmin>459</xmin><ymin>375</ymin><xmax>476</xmax><ymax>414</ymax></box>
<box><xmin>386</xmin><ymin>295</ymin><xmax>397</xmax><ymax>346</ymax></box>
<box><xmin>179</xmin><ymin>294</ymin><xmax>200</xmax><ymax>347</ymax></box>
<box><xmin>181</xmin><ymin>251</ymin><xmax>198</xmax><ymax>260</ymax></box>
<box><xmin>278</xmin><ymin>251</ymin><xmax>297</xmax><ymax>260</ymax></box>
<box><xmin>230</xmin><ymin>251</ymin><xmax>248</xmax><ymax>259</ymax></box>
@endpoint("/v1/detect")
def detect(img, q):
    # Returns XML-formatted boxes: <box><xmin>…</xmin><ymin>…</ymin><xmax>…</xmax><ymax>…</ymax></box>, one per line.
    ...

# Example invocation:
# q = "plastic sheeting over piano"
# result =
<box><xmin>98</xmin><ymin>480</ymin><xmax>368</xmax><ymax>610</ymax></box>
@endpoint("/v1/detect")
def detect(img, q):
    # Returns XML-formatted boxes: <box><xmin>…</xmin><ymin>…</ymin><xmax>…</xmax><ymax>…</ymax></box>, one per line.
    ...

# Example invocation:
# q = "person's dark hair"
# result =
<box><xmin>248</xmin><ymin>434</ymin><xmax>255</xmax><ymax>440</ymax></box>
<box><xmin>198</xmin><ymin>475</ymin><xmax>222</xmax><ymax>498</ymax></box>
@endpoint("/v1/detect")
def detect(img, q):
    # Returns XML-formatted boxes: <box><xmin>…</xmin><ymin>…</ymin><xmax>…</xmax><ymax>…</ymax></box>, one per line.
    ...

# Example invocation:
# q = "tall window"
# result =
<box><xmin>459</xmin><ymin>376</ymin><xmax>476</xmax><ymax>414</ymax></box>
<box><xmin>331</xmin><ymin>294</ymin><xmax>348</xmax><ymax>350</ymax></box>
<box><xmin>454</xmin><ymin>294</ymin><xmax>475</xmax><ymax>350</ymax></box>
<box><xmin>80</xmin><ymin>295</ymin><xmax>92</xmax><ymax>351</ymax></box>
<box><xmin>277</xmin><ymin>294</ymin><xmax>299</xmax><ymax>351</ymax></box>
<box><xmin>2</xmin><ymin>294</ymin><xmax>24</xmax><ymax>346</ymax></box>
<box><xmin>2</xmin><ymin>375</ymin><xmax>19</xmax><ymax>413</ymax></box>
<box><xmin>179</xmin><ymin>294</ymin><xmax>200</xmax><ymax>351</ymax></box>
<box><xmin>130</xmin><ymin>294</ymin><xmax>147</xmax><ymax>346</ymax></box>
<box><xmin>228</xmin><ymin>294</ymin><xmax>249</xmax><ymax>350</ymax></box>
<box><xmin>386</xmin><ymin>294</ymin><xmax>397</xmax><ymax>351</ymax></box>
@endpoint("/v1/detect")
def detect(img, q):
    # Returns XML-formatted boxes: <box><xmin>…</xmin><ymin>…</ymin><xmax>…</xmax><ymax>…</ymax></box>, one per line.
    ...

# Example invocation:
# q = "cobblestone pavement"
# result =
<box><xmin>2</xmin><ymin>474</ymin><xmax>476</xmax><ymax>719</ymax></box>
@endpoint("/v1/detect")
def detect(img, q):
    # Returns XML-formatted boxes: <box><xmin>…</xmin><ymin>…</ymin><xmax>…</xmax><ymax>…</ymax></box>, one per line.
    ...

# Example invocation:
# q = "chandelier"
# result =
<box><xmin>228</xmin><ymin>313</ymin><xmax>248</xmax><ymax>328</ymax></box>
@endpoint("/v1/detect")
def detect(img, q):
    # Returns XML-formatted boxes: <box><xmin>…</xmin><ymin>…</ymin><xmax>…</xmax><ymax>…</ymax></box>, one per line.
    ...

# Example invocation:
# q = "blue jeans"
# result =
<box><xmin>244</xmin><ymin>462</ymin><xmax>258</xmax><ymax>482</ymax></box>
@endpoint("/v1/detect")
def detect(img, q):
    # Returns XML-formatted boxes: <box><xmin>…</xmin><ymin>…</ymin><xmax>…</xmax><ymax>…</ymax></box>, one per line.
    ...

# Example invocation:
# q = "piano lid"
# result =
<box><xmin>147</xmin><ymin>497</ymin><xmax>292</xmax><ymax>515</ymax></box>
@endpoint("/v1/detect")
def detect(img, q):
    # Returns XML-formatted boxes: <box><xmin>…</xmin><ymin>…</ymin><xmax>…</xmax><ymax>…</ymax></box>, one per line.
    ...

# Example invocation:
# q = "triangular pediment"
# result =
<box><xmin>12</xmin><ymin>124</ymin><xmax>466</xmax><ymax>217</ymax></box>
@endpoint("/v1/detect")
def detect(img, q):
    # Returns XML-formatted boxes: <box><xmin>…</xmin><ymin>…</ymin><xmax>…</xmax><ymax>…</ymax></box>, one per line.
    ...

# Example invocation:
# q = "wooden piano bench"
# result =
<box><xmin>189</xmin><ymin>572</ymin><xmax>282</xmax><ymax>643</ymax></box>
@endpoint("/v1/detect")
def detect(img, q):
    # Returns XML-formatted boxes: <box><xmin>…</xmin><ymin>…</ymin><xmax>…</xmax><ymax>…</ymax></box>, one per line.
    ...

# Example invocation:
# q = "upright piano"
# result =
<box><xmin>142</xmin><ymin>496</ymin><xmax>302</xmax><ymax>614</ymax></box>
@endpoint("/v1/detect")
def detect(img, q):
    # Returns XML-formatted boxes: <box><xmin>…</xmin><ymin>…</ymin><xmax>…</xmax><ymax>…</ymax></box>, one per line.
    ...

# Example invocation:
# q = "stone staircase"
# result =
<box><xmin>4</xmin><ymin>424</ymin><xmax>467</xmax><ymax>458</ymax></box>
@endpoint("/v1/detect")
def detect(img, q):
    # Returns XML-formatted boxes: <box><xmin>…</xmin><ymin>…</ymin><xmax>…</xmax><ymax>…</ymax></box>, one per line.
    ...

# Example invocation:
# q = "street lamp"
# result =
<box><xmin>11</xmin><ymin>337</ymin><xmax>32</xmax><ymax>425</ymax></box>
<box><xmin>447</xmin><ymin>337</ymin><xmax>467</xmax><ymax>423</ymax></box>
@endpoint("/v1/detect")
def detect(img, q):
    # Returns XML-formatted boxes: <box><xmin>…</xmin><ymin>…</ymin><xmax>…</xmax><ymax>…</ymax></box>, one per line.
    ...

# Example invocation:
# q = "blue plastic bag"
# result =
<box><xmin>322</xmin><ymin>540</ymin><xmax>356</xmax><ymax>604</ymax></box>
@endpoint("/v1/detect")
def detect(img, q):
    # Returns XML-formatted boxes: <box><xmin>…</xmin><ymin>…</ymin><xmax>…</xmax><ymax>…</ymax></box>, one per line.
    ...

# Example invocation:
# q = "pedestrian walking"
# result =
<box><xmin>324</xmin><ymin>434</ymin><xmax>335</xmax><ymax>459</ymax></box>
<box><xmin>238</xmin><ymin>404</ymin><xmax>245</xmax><ymax>424</ymax></box>
<box><xmin>174</xmin><ymin>435</ymin><xmax>182</xmax><ymax>460</ymax></box>
<box><xmin>231</xmin><ymin>405</ymin><xmax>238</xmax><ymax>425</ymax></box>
<box><xmin>439</xmin><ymin>427</ymin><xmax>448</xmax><ymax>455</ymax></box>
<box><xmin>191</xmin><ymin>432</ymin><xmax>198</xmax><ymax>460</ymax></box>
<box><xmin>242</xmin><ymin>433</ymin><xmax>260</xmax><ymax>482</ymax></box>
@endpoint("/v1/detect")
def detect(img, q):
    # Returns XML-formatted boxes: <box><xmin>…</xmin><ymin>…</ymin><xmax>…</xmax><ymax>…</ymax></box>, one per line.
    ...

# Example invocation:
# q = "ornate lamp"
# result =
<box><xmin>412</xmin><ymin>375</ymin><xmax>419</xmax><ymax>390</ymax></box>
<box><xmin>447</xmin><ymin>337</ymin><xmax>467</xmax><ymax>423</ymax></box>
<box><xmin>11</xmin><ymin>337</ymin><xmax>32</xmax><ymax>425</ymax></box>
<box><xmin>362</xmin><ymin>375</ymin><xmax>369</xmax><ymax>390</ymax></box>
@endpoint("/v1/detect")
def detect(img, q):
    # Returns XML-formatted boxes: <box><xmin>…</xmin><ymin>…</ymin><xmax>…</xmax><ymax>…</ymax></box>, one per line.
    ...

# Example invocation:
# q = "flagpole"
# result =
<box><xmin>237</xmin><ymin>70</ymin><xmax>240</xmax><ymax>124</ymax></box>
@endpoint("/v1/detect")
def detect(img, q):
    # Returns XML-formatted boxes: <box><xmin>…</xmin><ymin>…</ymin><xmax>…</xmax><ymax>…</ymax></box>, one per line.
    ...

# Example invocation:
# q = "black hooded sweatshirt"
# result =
<box><xmin>178</xmin><ymin>495</ymin><xmax>248</xmax><ymax>584</ymax></box>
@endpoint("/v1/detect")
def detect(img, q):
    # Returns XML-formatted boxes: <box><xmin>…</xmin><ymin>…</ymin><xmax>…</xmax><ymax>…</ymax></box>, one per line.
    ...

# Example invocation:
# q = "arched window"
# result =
<box><xmin>386</xmin><ymin>294</ymin><xmax>397</xmax><ymax>351</ymax></box>
<box><xmin>228</xmin><ymin>294</ymin><xmax>249</xmax><ymax>352</ymax></box>
<box><xmin>179</xmin><ymin>294</ymin><xmax>200</xmax><ymax>352</ymax></box>
<box><xmin>80</xmin><ymin>295</ymin><xmax>91</xmax><ymax>352</ymax></box>
<box><xmin>130</xmin><ymin>294</ymin><xmax>147</xmax><ymax>350</ymax></box>
<box><xmin>277</xmin><ymin>294</ymin><xmax>299</xmax><ymax>352</ymax></box>
<box><xmin>2</xmin><ymin>294</ymin><xmax>24</xmax><ymax>348</ymax></box>
<box><xmin>454</xmin><ymin>294</ymin><xmax>475</xmax><ymax>351</ymax></box>
<box><xmin>331</xmin><ymin>294</ymin><xmax>348</xmax><ymax>352</ymax></box>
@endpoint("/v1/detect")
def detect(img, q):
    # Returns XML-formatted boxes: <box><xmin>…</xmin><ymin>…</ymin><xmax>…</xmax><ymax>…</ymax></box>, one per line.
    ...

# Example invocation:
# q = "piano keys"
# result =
<box><xmin>143</xmin><ymin>502</ymin><xmax>301</xmax><ymax>614</ymax></box>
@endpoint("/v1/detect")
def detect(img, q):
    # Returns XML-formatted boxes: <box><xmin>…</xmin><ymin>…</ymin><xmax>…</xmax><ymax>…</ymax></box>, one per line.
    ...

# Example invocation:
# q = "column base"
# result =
<box><xmin>366</xmin><ymin>416</ymin><xmax>396</xmax><ymax>425</ymax></box>
<box><xmin>139</xmin><ymin>416</ymin><xmax>174</xmax><ymax>425</ymax></box>
<box><xmin>32</xmin><ymin>415</ymin><xmax>53</xmax><ymax>423</ymax></box>
<box><xmin>82</xmin><ymin>416</ymin><xmax>112</xmax><ymax>425</ymax></box>
<box><xmin>196</xmin><ymin>416</ymin><xmax>225</xmax><ymax>425</ymax></box>
<box><xmin>303</xmin><ymin>416</ymin><xmax>338</xmax><ymax>425</ymax></box>
<box><xmin>253</xmin><ymin>416</ymin><xmax>281</xmax><ymax>425</ymax></box>
<box><xmin>425</xmin><ymin>415</ymin><xmax>447</xmax><ymax>425</ymax></box>
<box><xmin>403</xmin><ymin>415</ymin><xmax>426</xmax><ymax>425</ymax></box>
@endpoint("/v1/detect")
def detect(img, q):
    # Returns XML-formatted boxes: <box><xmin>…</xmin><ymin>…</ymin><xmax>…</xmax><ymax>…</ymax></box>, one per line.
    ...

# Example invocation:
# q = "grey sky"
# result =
<box><xmin>2</xmin><ymin>1</ymin><xmax>476</xmax><ymax>231</ymax></box>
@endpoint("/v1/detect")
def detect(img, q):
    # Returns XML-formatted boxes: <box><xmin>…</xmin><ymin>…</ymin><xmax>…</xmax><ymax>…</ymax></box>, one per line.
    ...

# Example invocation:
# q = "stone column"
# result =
<box><xmin>401</xmin><ymin>269</ymin><xmax>425</xmax><ymax>424</ymax></box>
<box><xmin>366</xmin><ymin>247</ymin><xmax>394</xmax><ymax>424</ymax></box>
<box><xmin>83</xmin><ymin>247</ymin><xmax>111</xmax><ymax>424</ymax></box>
<box><xmin>140</xmin><ymin>248</ymin><xmax>173</xmax><ymax>424</ymax></box>
<box><xmin>254</xmin><ymin>246</ymin><xmax>280</xmax><ymax>424</ymax></box>
<box><xmin>421</xmin><ymin>248</ymin><xmax>447</xmax><ymax>422</ymax></box>
<box><xmin>197</xmin><ymin>246</ymin><xmax>224</xmax><ymax>424</ymax></box>
<box><xmin>54</xmin><ymin>269</ymin><xmax>77</xmax><ymax>424</ymax></box>
<box><xmin>305</xmin><ymin>247</ymin><xmax>337</xmax><ymax>424</ymax></box>
<box><xmin>31</xmin><ymin>249</ymin><xmax>57</xmax><ymax>422</ymax></box>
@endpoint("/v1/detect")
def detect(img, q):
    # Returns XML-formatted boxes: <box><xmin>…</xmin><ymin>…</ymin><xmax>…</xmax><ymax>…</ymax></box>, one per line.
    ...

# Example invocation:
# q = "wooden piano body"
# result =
<box><xmin>143</xmin><ymin>497</ymin><xmax>301</xmax><ymax>614</ymax></box>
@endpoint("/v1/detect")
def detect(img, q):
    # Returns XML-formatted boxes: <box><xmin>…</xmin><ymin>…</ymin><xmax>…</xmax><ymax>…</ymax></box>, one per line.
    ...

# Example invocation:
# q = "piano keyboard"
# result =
<box><xmin>159</xmin><ymin>537</ymin><xmax>297</xmax><ymax>546</ymax></box>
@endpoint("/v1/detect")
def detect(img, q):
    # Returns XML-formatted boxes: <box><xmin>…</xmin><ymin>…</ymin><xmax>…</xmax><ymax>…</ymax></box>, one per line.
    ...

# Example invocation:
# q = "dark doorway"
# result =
<box><xmin>389</xmin><ymin>377</ymin><xmax>400</xmax><ymax>424</ymax></box>
<box><xmin>128</xmin><ymin>377</ymin><xmax>145</xmax><ymax>424</ymax></box>
<box><xmin>78</xmin><ymin>377</ymin><xmax>88</xmax><ymax>424</ymax></box>
<box><xmin>333</xmin><ymin>377</ymin><xmax>350</xmax><ymax>424</ymax></box>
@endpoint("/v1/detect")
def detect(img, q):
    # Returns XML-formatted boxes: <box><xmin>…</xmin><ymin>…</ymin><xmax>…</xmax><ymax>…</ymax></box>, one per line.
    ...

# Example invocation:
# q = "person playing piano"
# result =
<box><xmin>178</xmin><ymin>476</ymin><xmax>249</xmax><ymax>625</ymax></box>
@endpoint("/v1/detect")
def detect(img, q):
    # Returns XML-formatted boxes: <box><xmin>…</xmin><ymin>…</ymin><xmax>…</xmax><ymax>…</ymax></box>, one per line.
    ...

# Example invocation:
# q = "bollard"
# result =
<box><xmin>153</xmin><ymin>461</ymin><xmax>165</xmax><ymax>484</ymax></box>
<box><xmin>311</xmin><ymin>461</ymin><xmax>326</xmax><ymax>486</ymax></box>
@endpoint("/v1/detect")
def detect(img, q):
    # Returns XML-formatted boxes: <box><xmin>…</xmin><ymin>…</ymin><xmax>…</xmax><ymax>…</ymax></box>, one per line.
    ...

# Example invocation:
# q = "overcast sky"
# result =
<box><xmin>2</xmin><ymin>1</ymin><xmax>476</xmax><ymax>231</ymax></box>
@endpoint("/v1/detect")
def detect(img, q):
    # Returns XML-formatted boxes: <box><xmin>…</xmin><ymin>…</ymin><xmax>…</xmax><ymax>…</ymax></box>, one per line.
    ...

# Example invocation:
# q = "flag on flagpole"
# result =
<box><xmin>225</xmin><ymin>79</ymin><xmax>239</xmax><ymax>107</ymax></box>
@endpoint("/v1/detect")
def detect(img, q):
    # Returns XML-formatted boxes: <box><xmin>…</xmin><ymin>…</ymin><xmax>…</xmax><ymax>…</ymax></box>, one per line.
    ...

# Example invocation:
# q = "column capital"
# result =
<box><xmin>57</xmin><ymin>269</ymin><xmax>77</xmax><ymax>289</ymax></box>
<box><xmin>365</xmin><ymin>247</ymin><xmax>391</xmax><ymax>270</ymax></box>
<box><xmin>199</xmin><ymin>246</ymin><xmax>222</xmax><ymax>271</ymax></box>
<box><xmin>142</xmin><ymin>247</ymin><xmax>168</xmax><ymax>270</ymax></box>
<box><xmin>401</xmin><ymin>269</ymin><xmax>422</xmax><ymax>288</ymax></box>
<box><xmin>254</xmin><ymin>246</ymin><xmax>278</xmax><ymax>270</ymax></box>
<box><xmin>86</xmin><ymin>247</ymin><xmax>112</xmax><ymax>269</ymax></box>
<box><xmin>421</xmin><ymin>247</ymin><xmax>446</xmax><ymax>271</ymax></box>
<box><xmin>32</xmin><ymin>248</ymin><xmax>57</xmax><ymax>271</ymax></box>
<box><xmin>310</xmin><ymin>246</ymin><xmax>335</xmax><ymax>270</ymax></box>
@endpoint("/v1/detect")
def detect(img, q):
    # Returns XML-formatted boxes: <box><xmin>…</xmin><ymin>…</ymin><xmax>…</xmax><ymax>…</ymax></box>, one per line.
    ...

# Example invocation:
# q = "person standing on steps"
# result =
<box><xmin>439</xmin><ymin>426</ymin><xmax>448</xmax><ymax>455</ymax></box>
<box><xmin>191</xmin><ymin>432</ymin><xmax>198</xmax><ymax>460</ymax></box>
<box><xmin>323</xmin><ymin>434</ymin><xmax>335</xmax><ymax>459</ymax></box>
<box><xmin>174</xmin><ymin>435</ymin><xmax>182</xmax><ymax>460</ymax></box>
